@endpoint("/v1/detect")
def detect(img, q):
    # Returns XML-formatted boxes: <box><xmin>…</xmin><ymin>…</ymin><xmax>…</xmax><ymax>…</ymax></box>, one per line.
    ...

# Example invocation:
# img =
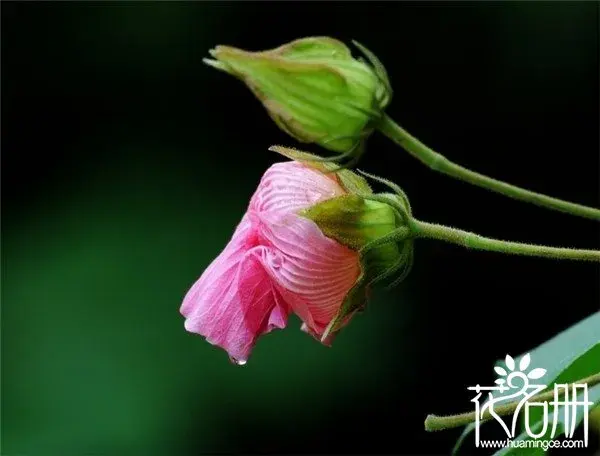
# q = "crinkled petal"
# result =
<box><xmin>249</xmin><ymin>161</ymin><xmax>345</xmax><ymax>215</ymax></box>
<box><xmin>181</xmin><ymin>227</ymin><xmax>288</xmax><ymax>361</ymax></box>
<box><xmin>182</xmin><ymin>160</ymin><xmax>363</xmax><ymax>358</ymax></box>
<box><xmin>180</xmin><ymin>214</ymin><xmax>254</xmax><ymax>317</ymax></box>
<box><xmin>256</xmin><ymin>210</ymin><xmax>360</xmax><ymax>336</ymax></box>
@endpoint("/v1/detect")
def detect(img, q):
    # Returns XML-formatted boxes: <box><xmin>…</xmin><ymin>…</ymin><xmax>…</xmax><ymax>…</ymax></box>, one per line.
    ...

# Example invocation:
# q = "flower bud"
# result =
<box><xmin>180</xmin><ymin>145</ymin><xmax>411</xmax><ymax>363</ymax></box>
<box><xmin>263</xmin><ymin>146</ymin><xmax>413</xmax><ymax>341</ymax></box>
<box><xmin>204</xmin><ymin>37</ymin><xmax>391</xmax><ymax>154</ymax></box>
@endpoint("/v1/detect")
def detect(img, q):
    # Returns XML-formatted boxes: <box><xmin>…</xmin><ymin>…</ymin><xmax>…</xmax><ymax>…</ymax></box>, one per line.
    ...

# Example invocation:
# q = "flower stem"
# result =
<box><xmin>377</xmin><ymin>115</ymin><xmax>600</xmax><ymax>221</ymax></box>
<box><xmin>412</xmin><ymin>219</ymin><xmax>600</xmax><ymax>262</ymax></box>
<box><xmin>425</xmin><ymin>372</ymin><xmax>600</xmax><ymax>432</ymax></box>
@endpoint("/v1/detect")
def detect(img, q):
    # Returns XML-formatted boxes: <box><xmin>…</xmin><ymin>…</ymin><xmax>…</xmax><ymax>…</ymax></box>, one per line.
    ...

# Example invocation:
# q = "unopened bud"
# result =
<box><xmin>204</xmin><ymin>37</ymin><xmax>391</xmax><ymax>154</ymax></box>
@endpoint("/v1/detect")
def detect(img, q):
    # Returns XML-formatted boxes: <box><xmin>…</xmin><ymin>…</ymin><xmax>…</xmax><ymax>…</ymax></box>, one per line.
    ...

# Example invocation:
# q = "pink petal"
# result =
<box><xmin>249</xmin><ymin>161</ymin><xmax>345</xmax><ymax>215</ymax></box>
<box><xmin>255</xmin><ymin>210</ymin><xmax>360</xmax><ymax>337</ymax></box>
<box><xmin>181</xmin><ymin>219</ymin><xmax>289</xmax><ymax>362</ymax></box>
<box><xmin>180</xmin><ymin>214</ymin><xmax>253</xmax><ymax>317</ymax></box>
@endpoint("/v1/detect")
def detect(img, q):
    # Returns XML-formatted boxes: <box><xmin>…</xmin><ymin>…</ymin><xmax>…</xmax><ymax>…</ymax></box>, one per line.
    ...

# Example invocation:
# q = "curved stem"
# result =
<box><xmin>377</xmin><ymin>115</ymin><xmax>600</xmax><ymax>221</ymax></box>
<box><xmin>412</xmin><ymin>219</ymin><xmax>600</xmax><ymax>262</ymax></box>
<box><xmin>425</xmin><ymin>372</ymin><xmax>600</xmax><ymax>432</ymax></box>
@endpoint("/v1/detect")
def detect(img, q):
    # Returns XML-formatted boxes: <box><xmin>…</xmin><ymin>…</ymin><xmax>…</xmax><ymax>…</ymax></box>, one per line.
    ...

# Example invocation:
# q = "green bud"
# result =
<box><xmin>204</xmin><ymin>37</ymin><xmax>392</xmax><ymax>153</ymax></box>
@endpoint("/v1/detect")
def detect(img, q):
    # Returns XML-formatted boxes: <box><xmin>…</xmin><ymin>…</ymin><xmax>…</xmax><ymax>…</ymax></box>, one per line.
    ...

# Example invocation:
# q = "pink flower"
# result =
<box><xmin>180</xmin><ymin>160</ymin><xmax>361</xmax><ymax>363</ymax></box>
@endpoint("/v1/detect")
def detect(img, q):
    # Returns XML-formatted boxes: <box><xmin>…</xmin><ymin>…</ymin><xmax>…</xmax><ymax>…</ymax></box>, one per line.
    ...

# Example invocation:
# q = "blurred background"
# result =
<box><xmin>2</xmin><ymin>2</ymin><xmax>599</xmax><ymax>455</ymax></box>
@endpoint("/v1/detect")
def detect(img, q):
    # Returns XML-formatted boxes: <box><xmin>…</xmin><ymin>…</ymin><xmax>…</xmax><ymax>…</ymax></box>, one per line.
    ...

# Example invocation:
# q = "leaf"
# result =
<box><xmin>495</xmin><ymin>366</ymin><xmax>507</xmax><ymax>376</ymax></box>
<box><xmin>590</xmin><ymin>404</ymin><xmax>600</xmax><ymax>435</ymax></box>
<box><xmin>527</xmin><ymin>368</ymin><xmax>547</xmax><ymax>380</ymax></box>
<box><xmin>453</xmin><ymin>311</ymin><xmax>600</xmax><ymax>455</ymax></box>
<box><xmin>505</xmin><ymin>355</ymin><xmax>515</xmax><ymax>371</ymax></box>
<box><xmin>513</xmin><ymin>312</ymin><xmax>600</xmax><ymax>385</ymax></box>
<box><xmin>495</xmin><ymin>379</ymin><xmax>505</xmax><ymax>385</ymax></box>
<box><xmin>519</xmin><ymin>353</ymin><xmax>531</xmax><ymax>371</ymax></box>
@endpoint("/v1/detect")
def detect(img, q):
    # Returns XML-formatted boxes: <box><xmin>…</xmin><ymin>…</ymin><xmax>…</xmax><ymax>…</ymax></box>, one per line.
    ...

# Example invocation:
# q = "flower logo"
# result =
<box><xmin>493</xmin><ymin>353</ymin><xmax>547</xmax><ymax>391</ymax></box>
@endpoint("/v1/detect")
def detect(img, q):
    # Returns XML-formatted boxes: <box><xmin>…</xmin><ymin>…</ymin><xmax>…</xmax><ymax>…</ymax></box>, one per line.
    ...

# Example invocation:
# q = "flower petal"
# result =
<box><xmin>519</xmin><ymin>353</ymin><xmax>531</xmax><ymax>371</ymax></box>
<box><xmin>182</xmin><ymin>159</ymin><xmax>363</xmax><ymax>358</ymax></box>
<box><xmin>181</xmin><ymin>226</ymin><xmax>288</xmax><ymax>362</ymax></box>
<box><xmin>505</xmin><ymin>354</ymin><xmax>515</xmax><ymax>371</ymax></box>
<box><xmin>250</xmin><ymin>161</ymin><xmax>345</xmax><ymax>215</ymax></box>
<box><xmin>527</xmin><ymin>368</ymin><xmax>547</xmax><ymax>380</ymax></box>
<box><xmin>180</xmin><ymin>214</ymin><xmax>254</xmax><ymax>317</ymax></box>
<box><xmin>256</xmin><ymin>210</ymin><xmax>360</xmax><ymax>336</ymax></box>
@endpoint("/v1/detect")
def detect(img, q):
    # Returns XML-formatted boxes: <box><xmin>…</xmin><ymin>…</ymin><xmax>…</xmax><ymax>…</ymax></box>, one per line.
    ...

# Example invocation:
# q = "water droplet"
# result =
<box><xmin>229</xmin><ymin>356</ymin><xmax>247</xmax><ymax>366</ymax></box>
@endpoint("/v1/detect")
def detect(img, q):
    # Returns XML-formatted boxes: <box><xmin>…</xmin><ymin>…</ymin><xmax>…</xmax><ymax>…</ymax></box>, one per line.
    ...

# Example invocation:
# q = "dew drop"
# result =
<box><xmin>229</xmin><ymin>356</ymin><xmax>247</xmax><ymax>366</ymax></box>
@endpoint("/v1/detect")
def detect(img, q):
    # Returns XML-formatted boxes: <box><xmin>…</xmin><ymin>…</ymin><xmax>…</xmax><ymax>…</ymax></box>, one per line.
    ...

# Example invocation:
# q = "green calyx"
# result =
<box><xmin>302</xmin><ymin>193</ymin><xmax>414</xmax><ymax>340</ymax></box>
<box><xmin>204</xmin><ymin>37</ymin><xmax>392</xmax><ymax>154</ymax></box>
<box><xmin>301</xmin><ymin>195</ymin><xmax>399</xmax><ymax>251</ymax></box>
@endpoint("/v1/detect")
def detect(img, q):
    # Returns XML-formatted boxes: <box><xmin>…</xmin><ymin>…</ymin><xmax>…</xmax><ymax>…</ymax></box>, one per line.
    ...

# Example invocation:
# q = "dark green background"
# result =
<box><xmin>2</xmin><ymin>2</ymin><xmax>599</xmax><ymax>454</ymax></box>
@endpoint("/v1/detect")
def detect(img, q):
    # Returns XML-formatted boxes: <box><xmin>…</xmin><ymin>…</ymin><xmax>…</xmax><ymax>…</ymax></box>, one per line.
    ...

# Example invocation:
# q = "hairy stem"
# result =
<box><xmin>377</xmin><ymin>115</ymin><xmax>600</xmax><ymax>221</ymax></box>
<box><xmin>412</xmin><ymin>219</ymin><xmax>600</xmax><ymax>262</ymax></box>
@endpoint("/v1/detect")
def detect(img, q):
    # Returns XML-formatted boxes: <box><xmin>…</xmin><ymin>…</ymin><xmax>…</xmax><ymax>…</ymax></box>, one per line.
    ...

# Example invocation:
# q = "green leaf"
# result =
<box><xmin>453</xmin><ymin>311</ymin><xmax>600</xmax><ymax>454</ymax></box>
<box><xmin>526</xmin><ymin>344</ymin><xmax>600</xmax><ymax>434</ymax></box>
<box><xmin>590</xmin><ymin>405</ymin><xmax>600</xmax><ymax>435</ymax></box>
<box><xmin>513</xmin><ymin>312</ymin><xmax>600</xmax><ymax>386</ymax></box>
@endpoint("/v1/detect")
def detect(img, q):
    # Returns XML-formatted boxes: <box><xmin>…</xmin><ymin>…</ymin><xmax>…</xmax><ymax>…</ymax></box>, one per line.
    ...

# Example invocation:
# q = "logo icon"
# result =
<box><xmin>468</xmin><ymin>354</ymin><xmax>592</xmax><ymax>447</ymax></box>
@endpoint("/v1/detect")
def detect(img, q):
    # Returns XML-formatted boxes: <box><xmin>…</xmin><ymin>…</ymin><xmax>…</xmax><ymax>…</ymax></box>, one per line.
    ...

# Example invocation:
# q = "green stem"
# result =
<box><xmin>412</xmin><ymin>219</ymin><xmax>600</xmax><ymax>262</ymax></box>
<box><xmin>377</xmin><ymin>114</ymin><xmax>600</xmax><ymax>221</ymax></box>
<box><xmin>425</xmin><ymin>372</ymin><xmax>600</xmax><ymax>432</ymax></box>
